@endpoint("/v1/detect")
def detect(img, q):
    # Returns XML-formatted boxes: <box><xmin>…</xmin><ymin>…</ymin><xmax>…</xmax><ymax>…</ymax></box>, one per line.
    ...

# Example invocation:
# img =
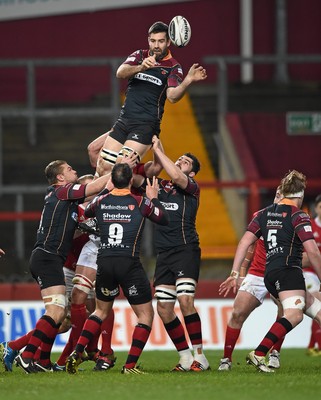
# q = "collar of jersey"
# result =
<box><xmin>111</xmin><ymin>188</ymin><xmax>131</xmax><ymax>196</ymax></box>
<box><xmin>279</xmin><ymin>198</ymin><xmax>297</xmax><ymax>206</ymax></box>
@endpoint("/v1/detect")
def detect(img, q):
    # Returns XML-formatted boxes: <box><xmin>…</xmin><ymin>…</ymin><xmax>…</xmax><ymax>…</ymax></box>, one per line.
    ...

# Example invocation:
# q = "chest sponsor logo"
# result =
<box><xmin>134</xmin><ymin>72</ymin><xmax>162</xmax><ymax>86</ymax></box>
<box><xmin>267</xmin><ymin>212</ymin><xmax>284</xmax><ymax>217</ymax></box>
<box><xmin>101</xmin><ymin>204</ymin><xmax>129</xmax><ymax>210</ymax></box>
<box><xmin>266</xmin><ymin>246</ymin><xmax>284</xmax><ymax>258</ymax></box>
<box><xmin>267</xmin><ymin>219</ymin><xmax>282</xmax><ymax>227</ymax></box>
<box><xmin>160</xmin><ymin>202</ymin><xmax>179</xmax><ymax>211</ymax></box>
<box><xmin>103</xmin><ymin>212</ymin><xmax>131</xmax><ymax>222</ymax></box>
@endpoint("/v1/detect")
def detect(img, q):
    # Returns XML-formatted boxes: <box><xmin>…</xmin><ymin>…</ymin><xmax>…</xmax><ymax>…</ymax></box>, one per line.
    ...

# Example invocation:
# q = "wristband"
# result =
<box><xmin>230</xmin><ymin>270</ymin><xmax>239</xmax><ymax>279</ymax></box>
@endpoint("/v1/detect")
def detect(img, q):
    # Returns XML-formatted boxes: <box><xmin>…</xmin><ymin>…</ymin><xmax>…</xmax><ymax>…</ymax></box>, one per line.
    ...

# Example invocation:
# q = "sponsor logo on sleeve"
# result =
<box><xmin>71</xmin><ymin>212</ymin><xmax>78</xmax><ymax>222</ymax></box>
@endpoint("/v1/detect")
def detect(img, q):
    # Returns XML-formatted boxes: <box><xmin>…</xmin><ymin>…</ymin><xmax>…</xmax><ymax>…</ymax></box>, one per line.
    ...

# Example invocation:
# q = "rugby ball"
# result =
<box><xmin>168</xmin><ymin>16</ymin><xmax>191</xmax><ymax>47</ymax></box>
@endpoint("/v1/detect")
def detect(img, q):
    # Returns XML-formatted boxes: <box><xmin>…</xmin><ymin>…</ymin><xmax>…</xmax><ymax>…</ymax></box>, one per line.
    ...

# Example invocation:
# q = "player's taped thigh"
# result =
<box><xmin>43</xmin><ymin>294</ymin><xmax>67</xmax><ymax>309</ymax></box>
<box><xmin>100</xmin><ymin>148</ymin><xmax>118</xmax><ymax>165</ymax></box>
<box><xmin>72</xmin><ymin>273</ymin><xmax>95</xmax><ymax>294</ymax></box>
<box><xmin>118</xmin><ymin>146</ymin><xmax>141</xmax><ymax>163</ymax></box>
<box><xmin>176</xmin><ymin>278</ymin><xmax>197</xmax><ymax>297</ymax></box>
<box><xmin>281</xmin><ymin>295</ymin><xmax>305</xmax><ymax>311</ymax></box>
<box><xmin>154</xmin><ymin>286</ymin><xmax>177</xmax><ymax>302</ymax></box>
<box><xmin>305</xmin><ymin>296</ymin><xmax>321</xmax><ymax>319</ymax></box>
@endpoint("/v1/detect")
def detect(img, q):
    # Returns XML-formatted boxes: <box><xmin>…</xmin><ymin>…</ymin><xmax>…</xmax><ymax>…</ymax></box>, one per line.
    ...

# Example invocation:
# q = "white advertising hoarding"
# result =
<box><xmin>0</xmin><ymin>299</ymin><xmax>310</xmax><ymax>351</ymax></box>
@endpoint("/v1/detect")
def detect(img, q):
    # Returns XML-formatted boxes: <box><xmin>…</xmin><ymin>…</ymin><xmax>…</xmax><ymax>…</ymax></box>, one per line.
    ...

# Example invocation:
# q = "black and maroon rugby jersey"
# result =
<box><xmin>34</xmin><ymin>183</ymin><xmax>87</xmax><ymax>260</ymax></box>
<box><xmin>248</xmin><ymin>202</ymin><xmax>314</xmax><ymax>273</ymax></box>
<box><xmin>119</xmin><ymin>49</ymin><xmax>183</xmax><ymax>122</ymax></box>
<box><xmin>154</xmin><ymin>177</ymin><xmax>200</xmax><ymax>252</ymax></box>
<box><xmin>85</xmin><ymin>188</ymin><xmax>168</xmax><ymax>258</ymax></box>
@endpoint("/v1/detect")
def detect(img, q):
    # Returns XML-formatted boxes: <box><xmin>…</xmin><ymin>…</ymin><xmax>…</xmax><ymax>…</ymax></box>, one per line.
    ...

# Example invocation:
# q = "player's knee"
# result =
<box><xmin>43</xmin><ymin>293</ymin><xmax>67</xmax><ymax>309</ymax></box>
<box><xmin>282</xmin><ymin>295</ymin><xmax>305</xmax><ymax>326</ymax></box>
<box><xmin>230</xmin><ymin>309</ymin><xmax>248</xmax><ymax>326</ymax></box>
<box><xmin>176</xmin><ymin>278</ymin><xmax>196</xmax><ymax>298</ymax></box>
<box><xmin>282</xmin><ymin>295</ymin><xmax>305</xmax><ymax>311</ymax></box>
<box><xmin>305</xmin><ymin>296</ymin><xmax>321</xmax><ymax>319</ymax></box>
<box><xmin>154</xmin><ymin>286</ymin><xmax>177</xmax><ymax>303</ymax></box>
<box><xmin>72</xmin><ymin>274</ymin><xmax>95</xmax><ymax>296</ymax></box>
<box><xmin>100</xmin><ymin>148</ymin><xmax>118</xmax><ymax>166</ymax></box>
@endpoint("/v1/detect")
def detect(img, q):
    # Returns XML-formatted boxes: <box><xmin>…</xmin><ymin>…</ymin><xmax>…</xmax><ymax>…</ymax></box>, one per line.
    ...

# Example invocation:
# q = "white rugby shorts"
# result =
<box><xmin>303</xmin><ymin>270</ymin><xmax>321</xmax><ymax>293</ymax></box>
<box><xmin>77</xmin><ymin>239</ymin><xmax>99</xmax><ymax>271</ymax></box>
<box><xmin>238</xmin><ymin>273</ymin><xmax>268</xmax><ymax>304</ymax></box>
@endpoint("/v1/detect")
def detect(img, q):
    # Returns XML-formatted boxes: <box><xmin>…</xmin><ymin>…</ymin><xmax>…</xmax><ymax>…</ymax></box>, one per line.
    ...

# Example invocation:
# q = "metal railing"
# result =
<box><xmin>1</xmin><ymin>54</ymin><xmax>321</xmax><ymax>263</ymax></box>
<box><xmin>203</xmin><ymin>54</ymin><xmax>321</xmax><ymax>116</ymax></box>
<box><xmin>0</xmin><ymin>57</ymin><xmax>124</xmax><ymax>145</ymax></box>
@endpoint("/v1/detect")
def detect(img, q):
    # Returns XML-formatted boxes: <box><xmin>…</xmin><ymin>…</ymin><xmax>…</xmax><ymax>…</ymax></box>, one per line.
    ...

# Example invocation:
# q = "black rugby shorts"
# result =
<box><xmin>153</xmin><ymin>244</ymin><xmax>201</xmax><ymax>287</ymax></box>
<box><xmin>95</xmin><ymin>256</ymin><xmax>152</xmax><ymax>305</ymax></box>
<box><xmin>29</xmin><ymin>248</ymin><xmax>65</xmax><ymax>290</ymax></box>
<box><xmin>264</xmin><ymin>266</ymin><xmax>306</xmax><ymax>298</ymax></box>
<box><xmin>110</xmin><ymin>118</ymin><xmax>160</xmax><ymax>145</ymax></box>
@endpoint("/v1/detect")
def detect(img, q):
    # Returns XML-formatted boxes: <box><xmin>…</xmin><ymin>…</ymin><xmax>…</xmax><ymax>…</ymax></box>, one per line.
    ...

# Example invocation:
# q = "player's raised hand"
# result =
<box><xmin>187</xmin><ymin>63</ymin><xmax>207</xmax><ymax>82</ymax></box>
<box><xmin>152</xmin><ymin>135</ymin><xmax>161</xmax><ymax>150</ymax></box>
<box><xmin>141</xmin><ymin>54</ymin><xmax>157</xmax><ymax>71</ymax></box>
<box><xmin>146</xmin><ymin>176</ymin><xmax>159</xmax><ymax>200</ymax></box>
<box><xmin>106</xmin><ymin>177</ymin><xmax>114</xmax><ymax>192</ymax></box>
<box><xmin>120</xmin><ymin>151</ymin><xmax>139</xmax><ymax>169</ymax></box>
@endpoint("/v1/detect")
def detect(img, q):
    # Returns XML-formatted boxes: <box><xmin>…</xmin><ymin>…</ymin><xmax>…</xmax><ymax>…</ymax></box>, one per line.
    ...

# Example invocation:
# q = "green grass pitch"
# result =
<box><xmin>1</xmin><ymin>349</ymin><xmax>321</xmax><ymax>400</ymax></box>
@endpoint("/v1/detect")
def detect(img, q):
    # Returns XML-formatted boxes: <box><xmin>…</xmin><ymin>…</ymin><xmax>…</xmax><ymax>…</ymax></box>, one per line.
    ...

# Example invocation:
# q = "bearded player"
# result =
<box><xmin>88</xmin><ymin>21</ymin><xmax>207</xmax><ymax>178</ymax></box>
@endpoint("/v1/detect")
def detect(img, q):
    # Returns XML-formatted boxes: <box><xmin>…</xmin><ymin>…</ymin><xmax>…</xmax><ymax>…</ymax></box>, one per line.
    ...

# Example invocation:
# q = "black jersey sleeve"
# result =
<box><xmin>84</xmin><ymin>192</ymin><xmax>108</xmax><ymax>218</ymax></box>
<box><xmin>292</xmin><ymin>211</ymin><xmax>315</xmax><ymax>242</ymax></box>
<box><xmin>184</xmin><ymin>177</ymin><xmax>200</xmax><ymax>197</ymax></box>
<box><xmin>55</xmin><ymin>183</ymin><xmax>86</xmax><ymax>201</ymax></box>
<box><xmin>247</xmin><ymin>211</ymin><xmax>263</xmax><ymax>238</ymax></box>
<box><xmin>139</xmin><ymin>196</ymin><xmax>169</xmax><ymax>226</ymax></box>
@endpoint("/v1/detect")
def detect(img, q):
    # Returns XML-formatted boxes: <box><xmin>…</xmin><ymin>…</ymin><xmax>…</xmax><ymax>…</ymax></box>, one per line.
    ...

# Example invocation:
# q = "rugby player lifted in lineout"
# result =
<box><xmin>87</xmin><ymin>21</ymin><xmax>207</xmax><ymax>177</ymax></box>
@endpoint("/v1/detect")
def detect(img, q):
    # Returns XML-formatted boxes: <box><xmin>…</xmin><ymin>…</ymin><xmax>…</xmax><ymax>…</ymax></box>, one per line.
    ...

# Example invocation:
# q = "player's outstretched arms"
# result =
<box><xmin>152</xmin><ymin>136</ymin><xmax>188</xmax><ymax>189</ymax></box>
<box><xmin>166</xmin><ymin>63</ymin><xmax>207</xmax><ymax>104</ymax></box>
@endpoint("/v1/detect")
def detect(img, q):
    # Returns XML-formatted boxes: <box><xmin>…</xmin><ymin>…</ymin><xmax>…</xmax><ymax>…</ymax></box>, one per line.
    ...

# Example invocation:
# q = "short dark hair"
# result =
<box><xmin>111</xmin><ymin>163</ymin><xmax>133</xmax><ymax>189</ymax></box>
<box><xmin>148</xmin><ymin>21</ymin><xmax>169</xmax><ymax>39</ymax></box>
<box><xmin>184</xmin><ymin>153</ymin><xmax>200</xmax><ymax>175</ymax></box>
<box><xmin>45</xmin><ymin>160</ymin><xmax>66</xmax><ymax>185</ymax></box>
